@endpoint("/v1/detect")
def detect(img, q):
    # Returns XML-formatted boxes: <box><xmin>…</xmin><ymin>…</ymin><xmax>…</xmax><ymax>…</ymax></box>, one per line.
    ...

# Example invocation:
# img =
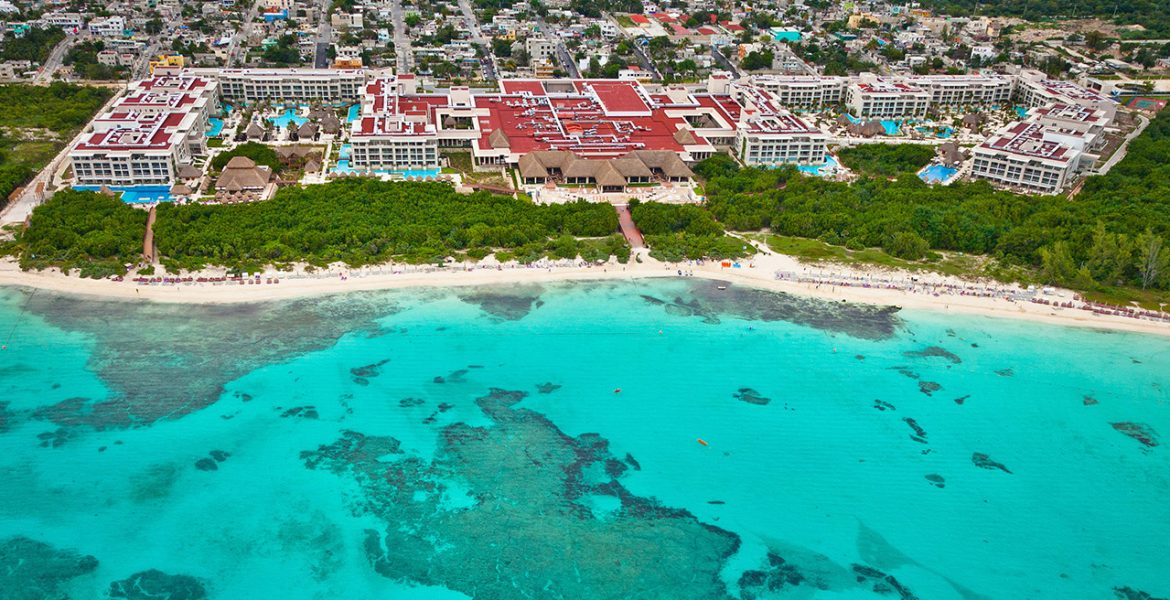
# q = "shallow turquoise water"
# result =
<box><xmin>0</xmin><ymin>280</ymin><xmax>1167</xmax><ymax>599</ymax></box>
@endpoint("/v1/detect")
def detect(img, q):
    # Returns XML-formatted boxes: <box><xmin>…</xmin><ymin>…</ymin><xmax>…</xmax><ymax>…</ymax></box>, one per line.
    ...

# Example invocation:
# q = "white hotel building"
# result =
<box><xmin>970</xmin><ymin>103</ymin><xmax>1110</xmax><ymax>194</ymax></box>
<box><xmin>907</xmin><ymin>74</ymin><xmax>1014</xmax><ymax>109</ymax></box>
<box><xmin>845</xmin><ymin>76</ymin><xmax>932</xmax><ymax>118</ymax></box>
<box><xmin>186</xmin><ymin>68</ymin><xmax>375</xmax><ymax>103</ymax></box>
<box><xmin>1014</xmin><ymin>69</ymin><xmax>1118</xmax><ymax>123</ymax></box>
<box><xmin>732</xmin><ymin>85</ymin><xmax>828</xmax><ymax>166</ymax></box>
<box><xmin>69</xmin><ymin>75</ymin><xmax>218</xmax><ymax>187</ymax></box>
<box><xmin>746</xmin><ymin>75</ymin><xmax>847</xmax><ymax>109</ymax></box>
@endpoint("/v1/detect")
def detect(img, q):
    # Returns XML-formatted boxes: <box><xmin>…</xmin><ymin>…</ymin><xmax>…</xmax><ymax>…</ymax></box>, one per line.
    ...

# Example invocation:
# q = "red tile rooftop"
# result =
<box><xmin>982</xmin><ymin>121</ymin><xmax>1073</xmax><ymax>163</ymax></box>
<box><xmin>580</xmin><ymin>81</ymin><xmax>650</xmax><ymax>115</ymax></box>
<box><xmin>352</xmin><ymin>116</ymin><xmax>434</xmax><ymax>137</ymax></box>
<box><xmin>473</xmin><ymin>93</ymin><xmax>700</xmax><ymax>156</ymax></box>
<box><xmin>75</xmin><ymin>113</ymin><xmax>186</xmax><ymax>151</ymax></box>
<box><xmin>501</xmin><ymin>80</ymin><xmax>548</xmax><ymax>96</ymax></box>
<box><xmin>629</xmin><ymin>14</ymin><xmax>649</xmax><ymax>24</ymax></box>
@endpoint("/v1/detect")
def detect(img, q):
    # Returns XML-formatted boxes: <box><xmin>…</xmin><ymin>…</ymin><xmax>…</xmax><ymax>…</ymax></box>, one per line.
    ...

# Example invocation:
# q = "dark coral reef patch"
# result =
<box><xmin>301</xmin><ymin>388</ymin><xmax>741</xmax><ymax>598</ymax></box>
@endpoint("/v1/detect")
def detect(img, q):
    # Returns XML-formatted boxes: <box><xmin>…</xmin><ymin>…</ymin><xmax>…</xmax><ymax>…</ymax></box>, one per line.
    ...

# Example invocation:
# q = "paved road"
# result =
<box><xmin>227</xmin><ymin>0</ymin><xmax>262</xmax><ymax>67</ymax></box>
<box><xmin>710</xmin><ymin>46</ymin><xmax>740</xmax><ymax>79</ymax></box>
<box><xmin>314</xmin><ymin>0</ymin><xmax>332</xmax><ymax>68</ymax></box>
<box><xmin>534</xmin><ymin>17</ymin><xmax>581</xmax><ymax>78</ymax></box>
<box><xmin>388</xmin><ymin>0</ymin><xmax>413</xmax><ymax>73</ymax></box>
<box><xmin>456</xmin><ymin>0</ymin><xmax>497</xmax><ymax>80</ymax></box>
<box><xmin>1092</xmin><ymin>113</ymin><xmax>1151</xmax><ymax>176</ymax></box>
<box><xmin>35</xmin><ymin>35</ymin><xmax>75</xmax><ymax>83</ymax></box>
<box><xmin>131</xmin><ymin>38</ymin><xmax>161</xmax><ymax>79</ymax></box>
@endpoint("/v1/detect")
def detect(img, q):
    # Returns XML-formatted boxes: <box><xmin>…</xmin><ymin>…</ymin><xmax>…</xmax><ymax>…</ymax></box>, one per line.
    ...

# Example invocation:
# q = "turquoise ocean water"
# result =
<box><xmin>0</xmin><ymin>279</ymin><xmax>1167</xmax><ymax>599</ymax></box>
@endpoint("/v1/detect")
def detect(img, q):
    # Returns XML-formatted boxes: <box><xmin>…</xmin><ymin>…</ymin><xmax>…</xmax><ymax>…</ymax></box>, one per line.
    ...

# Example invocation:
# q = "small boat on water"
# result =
<box><xmin>717</xmin><ymin>285</ymin><xmax>727</xmax><ymax>290</ymax></box>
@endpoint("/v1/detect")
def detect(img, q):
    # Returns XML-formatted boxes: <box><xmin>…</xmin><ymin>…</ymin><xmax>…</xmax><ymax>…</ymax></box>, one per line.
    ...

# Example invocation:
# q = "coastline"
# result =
<box><xmin>2</xmin><ymin>254</ymin><xmax>1169</xmax><ymax>338</ymax></box>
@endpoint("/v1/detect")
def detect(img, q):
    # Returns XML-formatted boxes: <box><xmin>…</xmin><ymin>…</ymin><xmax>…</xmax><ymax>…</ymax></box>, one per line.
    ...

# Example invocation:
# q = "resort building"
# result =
<box><xmin>69</xmin><ymin>74</ymin><xmax>219</xmax><ymax>187</ymax></box>
<box><xmin>70</xmin><ymin>111</ymin><xmax>202</xmax><ymax>186</ymax></box>
<box><xmin>331</xmin><ymin>72</ymin><xmax>829</xmax><ymax>181</ymax></box>
<box><xmin>906</xmin><ymin>74</ymin><xmax>1014</xmax><ymax>109</ymax></box>
<box><xmin>1015</xmin><ymin>70</ymin><xmax>1117</xmax><ymax>123</ymax></box>
<box><xmin>845</xmin><ymin>76</ymin><xmax>931</xmax><ymax>118</ymax></box>
<box><xmin>732</xmin><ymin>84</ymin><xmax>828</xmax><ymax>166</ymax></box>
<box><xmin>747</xmin><ymin>75</ymin><xmax>847</xmax><ymax>109</ymax></box>
<box><xmin>188</xmin><ymin>68</ymin><xmax>375</xmax><ymax>103</ymax></box>
<box><xmin>970</xmin><ymin>103</ymin><xmax>1110</xmax><ymax>194</ymax></box>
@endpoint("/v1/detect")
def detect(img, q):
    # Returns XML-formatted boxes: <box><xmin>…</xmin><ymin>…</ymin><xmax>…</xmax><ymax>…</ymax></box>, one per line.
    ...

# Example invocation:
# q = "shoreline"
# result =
<box><xmin>1</xmin><ymin>255</ymin><xmax>1169</xmax><ymax>338</ymax></box>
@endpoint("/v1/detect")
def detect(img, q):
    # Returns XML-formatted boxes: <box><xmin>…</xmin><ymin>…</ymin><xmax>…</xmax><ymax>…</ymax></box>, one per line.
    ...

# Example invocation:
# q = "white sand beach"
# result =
<box><xmin>1</xmin><ymin>251</ymin><xmax>1168</xmax><ymax>337</ymax></box>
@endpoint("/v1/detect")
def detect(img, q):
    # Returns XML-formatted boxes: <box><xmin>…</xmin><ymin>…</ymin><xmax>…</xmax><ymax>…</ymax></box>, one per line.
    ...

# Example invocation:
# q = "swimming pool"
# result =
<box><xmin>347</xmin><ymin>104</ymin><xmax>361</xmax><ymax>123</ymax></box>
<box><xmin>74</xmin><ymin>184</ymin><xmax>174</xmax><ymax>204</ymax></box>
<box><xmin>1015</xmin><ymin>106</ymin><xmax>1030</xmax><ymax>119</ymax></box>
<box><xmin>331</xmin><ymin>160</ymin><xmax>441</xmax><ymax>179</ymax></box>
<box><xmin>844</xmin><ymin>114</ymin><xmax>862</xmax><ymax>124</ymax></box>
<box><xmin>206</xmin><ymin>118</ymin><xmax>224</xmax><ymax>137</ymax></box>
<box><xmin>268</xmin><ymin>107</ymin><xmax>308</xmax><ymax>128</ymax></box>
<box><xmin>795</xmin><ymin>155</ymin><xmax>838</xmax><ymax>177</ymax></box>
<box><xmin>916</xmin><ymin>126</ymin><xmax>954</xmax><ymax>139</ymax></box>
<box><xmin>338</xmin><ymin>143</ymin><xmax>352</xmax><ymax>160</ymax></box>
<box><xmin>880</xmin><ymin>120</ymin><xmax>901</xmax><ymax>136</ymax></box>
<box><xmin>918</xmin><ymin>164</ymin><xmax>958</xmax><ymax>184</ymax></box>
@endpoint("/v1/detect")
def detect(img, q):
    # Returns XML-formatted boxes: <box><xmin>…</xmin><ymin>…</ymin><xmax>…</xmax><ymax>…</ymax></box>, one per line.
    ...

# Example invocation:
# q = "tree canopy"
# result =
<box><xmin>211</xmin><ymin>143</ymin><xmax>284</xmax><ymax>173</ymax></box>
<box><xmin>19</xmin><ymin>190</ymin><xmax>147</xmax><ymax>278</ymax></box>
<box><xmin>153</xmin><ymin>179</ymin><xmax>624</xmax><ymax>270</ymax></box>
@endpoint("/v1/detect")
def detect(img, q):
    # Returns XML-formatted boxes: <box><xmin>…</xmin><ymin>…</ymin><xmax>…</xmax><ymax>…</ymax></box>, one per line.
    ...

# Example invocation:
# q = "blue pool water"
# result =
<box><xmin>880</xmin><ymin>119</ymin><xmax>901</xmax><ymax>135</ymax></box>
<box><xmin>917</xmin><ymin>126</ymin><xmax>953</xmax><ymax>139</ymax></box>
<box><xmin>844</xmin><ymin>113</ymin><xmax>862</xmax><ymax>124</ymax></box>
<box><xmin>268</xmin><ymin>107</ymin><xmax>308</xmax><ymax>129</ymax></box>
<box><xmin>338</xmin><ymin>143</ymin><xmax>351</xmax><ymax>160</ymax></box>
<box><xmin>1015</xmin><ymin>106</ymin><xmax>1030</xmax><ymax>119</ymax></box>
<box><xmin>0</xmin><ymin>281</ymin><xmax>1167</xmax><ymax>599</ymax></box>
<box><xmin>331</xmin><ymin>159</ymin><xmax>440</xmax><ymax>178</ymax></box>
<box><xmin>346</xmin><ymin>104</ymin><xmax>361</xmax><ymax>123</ymax></box>
<box><xmin>73</xmin><ymin>184</ymin><xmax>173</xmax><ymax>204</ymax></box>
<box><xmin>919</xmin><ymin>164</ymin><xmax>959</xmax><ymax>184</ymax></box>
<box><xmin>221</xmin><ymin>103</ymin><xmax>234</xmax><ymax>115</ymax></box>
<box><xmin>796</xmin><ymin>154</ymin><xmax>839</xmax><ymax>177</ymax></box>
<box><xmin>206</xmin><ymin>118</ymin><xmax>224</xmax><ymax>137</ymax></box>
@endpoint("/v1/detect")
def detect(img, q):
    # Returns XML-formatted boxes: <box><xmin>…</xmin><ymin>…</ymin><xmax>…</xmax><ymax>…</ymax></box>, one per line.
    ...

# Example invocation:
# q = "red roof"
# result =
<box><xmin>629</xmin><ymin>14</ymin><xmax>649</xmax><ymax>24</ymax></box>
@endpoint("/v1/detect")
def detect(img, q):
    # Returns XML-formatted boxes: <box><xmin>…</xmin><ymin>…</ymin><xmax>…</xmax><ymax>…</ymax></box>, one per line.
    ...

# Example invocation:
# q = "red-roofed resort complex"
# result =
<box><xmin>67</xmin><ymin>67</ymin><xmax>1122</xmax><ymax>196</ymax></box>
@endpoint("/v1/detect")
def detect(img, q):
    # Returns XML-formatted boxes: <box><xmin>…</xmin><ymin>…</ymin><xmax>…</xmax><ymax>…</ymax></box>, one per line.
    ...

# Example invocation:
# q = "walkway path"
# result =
<box><xmin>615</xmin><ymin>205</ymin><xmax>644</xmax><ymax>249</ymax></box>
<box><xmin>143</xmin><ymin>206</ymin><xmax>157</xmax><ymax>263</ymax></box>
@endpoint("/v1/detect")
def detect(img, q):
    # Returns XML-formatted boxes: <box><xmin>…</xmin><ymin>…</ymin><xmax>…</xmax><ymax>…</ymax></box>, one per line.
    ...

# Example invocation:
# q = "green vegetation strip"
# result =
<box><xmin>0</xmin><ymin>83</ymin><xmax>113</xmax><ymax>205</ymax></box>
<box><xmin>153</xmin><ymin>180</ymin><xmax>626</xmax><ymax>271</ymax></box>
